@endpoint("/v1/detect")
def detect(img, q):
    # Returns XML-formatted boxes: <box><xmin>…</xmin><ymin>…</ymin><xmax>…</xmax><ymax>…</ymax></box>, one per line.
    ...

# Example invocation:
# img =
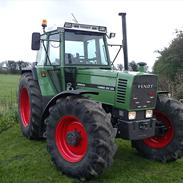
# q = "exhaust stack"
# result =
<box><xmin>118</xmin><ymin>13</ymin><xmax>128</xmax><ymax>71</ymax></box>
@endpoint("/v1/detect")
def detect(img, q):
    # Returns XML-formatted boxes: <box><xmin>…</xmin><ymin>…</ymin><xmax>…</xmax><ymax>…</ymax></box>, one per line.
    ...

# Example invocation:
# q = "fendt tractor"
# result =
<box><xmin>18</xmin><ymin>13</ymin><xmax>183</xmax><ymax>180</ymax></box>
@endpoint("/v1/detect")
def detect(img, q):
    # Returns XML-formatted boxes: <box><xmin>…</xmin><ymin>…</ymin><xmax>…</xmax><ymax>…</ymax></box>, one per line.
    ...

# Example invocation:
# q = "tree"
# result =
<box><xmin>17</xmin><ymin>61</ymin><xmax>24</xmax><ymax>71</ymax></box>
<box><xmin>174</xmin><ymin>72</ymin><xmax>183</xmax><ymax>99</ymax></box>
<box><xmin>117</xmin><ymin>64</ymin><xmax>123</xmax><ymax>71</ymax></box>
<box><xmin>7</xmin><ymin>61</ymin><xmax>17</xmax><ymax>73</ymax></box>
<box><xmin>153</xmin><ymin>30</ymin><xmax>183</xmax><ymax>81</ymax></box>
<box><xmin>153</xmin><ymin>30</ymin><xmax>183</xmax><ymax>99</ymax></box>
<box><xmin>0</xmin><ymin>60</ymin><xmax>31</xmax><ymax>74</ymax></box>
<box><xmin>129</xmin><ymin>61</ymin><xmax>138</xmax><ymax>71</ymax></box>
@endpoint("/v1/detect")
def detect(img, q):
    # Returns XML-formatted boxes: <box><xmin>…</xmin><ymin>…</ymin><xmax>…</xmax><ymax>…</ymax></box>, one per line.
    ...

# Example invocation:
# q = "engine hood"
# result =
<box><xmin>76</xmin><ymin>68</ymin><xmax>157</xmax><ymax>110</ymax></box>
<box><xmin>77</xmin><ymin>68</ymin><xmax>155</xmax><ymax>80</ymax></box>
<box><xmin>77</xmin><ymin>69</ymin><xmax>118</xmax><ymax>78</ymax></box>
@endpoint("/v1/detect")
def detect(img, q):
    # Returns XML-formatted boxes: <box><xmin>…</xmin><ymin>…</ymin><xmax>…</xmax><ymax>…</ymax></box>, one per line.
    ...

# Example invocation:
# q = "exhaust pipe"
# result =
<box><xmin>118</xmin><ymin>13</ymin><xmax>128</xmax><ymax>71</ymax></box>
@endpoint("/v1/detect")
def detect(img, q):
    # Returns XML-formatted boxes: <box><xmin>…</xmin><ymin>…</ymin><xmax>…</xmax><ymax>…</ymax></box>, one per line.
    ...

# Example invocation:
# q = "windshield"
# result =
<box><xmin>65</xmin><ymin>31</ymin><xmax>109</xmax><ymax>65</ymax></box>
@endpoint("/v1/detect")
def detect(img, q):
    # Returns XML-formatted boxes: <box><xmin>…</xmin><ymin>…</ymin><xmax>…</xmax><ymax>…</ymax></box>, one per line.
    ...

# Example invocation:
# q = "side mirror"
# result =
<box><xmin>31</xmin><ymin>32</ymin><xmax>40</xmax><ymax>50</ymax></box>
<box><xmin>108</xmin><ymin>32</ymin><xmax>116</xmax><ymax>39</ymax></box>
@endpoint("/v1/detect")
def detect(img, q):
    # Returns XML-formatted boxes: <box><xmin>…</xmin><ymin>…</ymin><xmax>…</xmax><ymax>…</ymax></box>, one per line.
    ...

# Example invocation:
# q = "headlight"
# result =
<box><xmin>145</xmin><ymin>110</ymin><xmax>153</xmax><ymax>118</ymax></box>
<box><xmin>128</xmin><ymin>111</ymin><xmax>136</xmax><ymax>120</ymax></box>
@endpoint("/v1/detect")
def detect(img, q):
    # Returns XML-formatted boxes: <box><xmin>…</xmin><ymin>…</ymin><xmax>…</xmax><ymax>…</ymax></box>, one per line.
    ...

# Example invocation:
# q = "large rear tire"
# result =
<box><xmin>46</xmin><ymin>96</ymin><xmax>117</xmax><ymax>180</ymax></box>
<box><xmin>18</xmin><ymin>72</ymin><xmax>42</xmax><ymax>139</ymax></box>
<box><xmin>132</xmin><ymin>95</ymin><xmax>183</xmax><ymax>162</ymax></box>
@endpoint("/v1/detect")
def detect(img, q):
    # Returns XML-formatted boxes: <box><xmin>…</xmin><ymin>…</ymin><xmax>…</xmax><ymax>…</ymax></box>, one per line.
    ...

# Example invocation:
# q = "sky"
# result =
<box><xmin>0</xmin><ymin>0</ymin><xmax>183</xmax><ymax>69</ymax></box>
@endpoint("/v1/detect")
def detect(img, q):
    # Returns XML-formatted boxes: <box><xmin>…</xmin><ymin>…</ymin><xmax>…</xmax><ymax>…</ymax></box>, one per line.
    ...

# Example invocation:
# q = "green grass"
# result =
<box><xmin>1</xmin><ymin>74</ymin><xmax>183</xmax><ymax>183</ymax></box>
<box><xmin>1</xmin><ymin>125</ymin><xmax>183</xmax><ymax>183</ymax></box>
<box><xmin>0</xmin><ymin>74</ymin><xmax>20</xmax><ymax>102</ymax></box>
<box><xmin>0</xmin><ymin>74</ymin><xmax>19</xmax><ymax>131</ymax></box>
<box><xmin>0</xmin><ymin>74</ymin><xmax>20</xmax><ymax>114</ymax></box>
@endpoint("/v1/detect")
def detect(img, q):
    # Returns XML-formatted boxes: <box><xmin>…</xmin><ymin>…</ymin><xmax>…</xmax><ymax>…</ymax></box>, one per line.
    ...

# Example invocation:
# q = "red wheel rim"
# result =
<box><xmin>56</xmin><ymin>116</ymin><xmax>88</xmax><ymax>163</ymax></box>
<box><xmin>144</xmin><ymin>110</ymin><xmax>174</xmax><ymax>149</ymax></box>
<box><xmin>20</xmin><ymin>87</ymin><xmax>30</xmax><ymax>127</ymax></box>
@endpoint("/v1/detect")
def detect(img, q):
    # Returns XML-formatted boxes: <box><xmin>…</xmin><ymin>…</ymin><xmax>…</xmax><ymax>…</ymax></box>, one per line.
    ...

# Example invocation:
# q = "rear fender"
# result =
<box><xmin>21</xmin><ymin>62</ymin><xmax>38</xmax><ymax>80</ymax></box>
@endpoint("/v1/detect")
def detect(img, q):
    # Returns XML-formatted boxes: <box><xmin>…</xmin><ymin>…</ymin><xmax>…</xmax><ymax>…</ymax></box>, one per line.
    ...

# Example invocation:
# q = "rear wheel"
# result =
<box><xmin>132</xmin><ymin>95</ymin><xmax>183</xmax><ymax>162</ymax></box>
<box><xmin>46</xmin><ymin>96</ymin><xmax>117</xmax><ymax>180</ymax></box>
<box><xmin>18</xmin><ymin>72</ymin><xmax>42</xmax><ymax>139</ymax></box>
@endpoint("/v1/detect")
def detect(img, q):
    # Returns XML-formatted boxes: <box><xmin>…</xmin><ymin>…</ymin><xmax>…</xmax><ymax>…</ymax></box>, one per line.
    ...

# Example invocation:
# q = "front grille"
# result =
<box><xmin>117</xmin><ymin>79</ymin><xmax>127</xmax><ymax>103</ymax></box>
<box><xmin>130</xmin><ymin>75</ymin><xmax>158</xmax><ymax>109</ymax></box>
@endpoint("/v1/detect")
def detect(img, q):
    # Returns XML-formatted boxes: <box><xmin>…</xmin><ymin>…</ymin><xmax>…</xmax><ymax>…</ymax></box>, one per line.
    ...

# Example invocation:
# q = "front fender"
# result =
<box><xmin>41</xmin><ymin>90</ymin><xmax>98</xmax><ymax>121</ymax></box>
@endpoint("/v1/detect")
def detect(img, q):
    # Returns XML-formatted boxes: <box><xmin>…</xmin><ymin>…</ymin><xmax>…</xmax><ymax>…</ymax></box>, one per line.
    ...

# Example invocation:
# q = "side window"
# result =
<box><xmin>36</xmin><ymin>43</ymin><xmax>46</xmax><ymax>66</ymax></box>
<box><xmin>48</xmin><ymin>34</ymin><xmax>60</xmax><ymax>65</ymax></box>
<box><xmin>99</xmin><ymin>38</ymin><xmax>108</xmax><ymax>65</ymax></box>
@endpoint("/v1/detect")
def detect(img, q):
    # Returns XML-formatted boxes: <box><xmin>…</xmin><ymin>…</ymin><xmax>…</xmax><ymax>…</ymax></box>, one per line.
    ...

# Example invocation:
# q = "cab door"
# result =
<box><xmin>36</xmin><ymin>32</ymin><xmax>63</xmax><ymax>97</ymax></box>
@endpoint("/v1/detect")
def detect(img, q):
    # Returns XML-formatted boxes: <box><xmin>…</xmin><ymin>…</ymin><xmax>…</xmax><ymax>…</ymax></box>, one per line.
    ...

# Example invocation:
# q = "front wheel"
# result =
<box><xmin>132</xmin><ymin>95</ymin><xmax>183</xmax><ymax>162</ymax></box>
<box><xmin>46</xmin><ymin>96</ymin><xmax>117</xmax><ymax>180</ymax></box>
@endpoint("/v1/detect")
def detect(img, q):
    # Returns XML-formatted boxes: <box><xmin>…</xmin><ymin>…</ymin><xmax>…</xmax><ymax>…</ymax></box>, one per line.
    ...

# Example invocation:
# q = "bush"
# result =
<box><xmin>0</xmin><ymin>108</ymin><xmax>18</xmax><ymax>134</ymax></box>
<box><xmin>157</xmin><ymin>72</ymin><xmax>183</xmax><ymax>100</ymax></box>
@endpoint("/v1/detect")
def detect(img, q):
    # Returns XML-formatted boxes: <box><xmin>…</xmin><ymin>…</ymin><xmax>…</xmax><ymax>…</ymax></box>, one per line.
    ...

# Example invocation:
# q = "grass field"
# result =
<box><xmin>0</xmin><ymin>74</ymin><xmax>20</xmax><ymax>102</ymax></box>
<box><xmin>0</xmin><ymin>74</ymin><xmax>20</xmax><ymax>114</ymax></box>
<box><xmin>1</xmin><ymin>74</ymin><xmax>183</xmax><ymax>183</ymax></box>
<box><xmin>0</xmin><ymin>74</ymin><xmax>19</xmax><ymax>133</ymax></box>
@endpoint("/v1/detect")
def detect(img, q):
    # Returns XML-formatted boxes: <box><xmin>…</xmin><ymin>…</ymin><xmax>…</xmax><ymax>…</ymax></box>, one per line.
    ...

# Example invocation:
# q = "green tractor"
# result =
<box><xmin>18</xmin><ymin>13</ymin><xmax>183</xmax><ymax>180</ymax></box>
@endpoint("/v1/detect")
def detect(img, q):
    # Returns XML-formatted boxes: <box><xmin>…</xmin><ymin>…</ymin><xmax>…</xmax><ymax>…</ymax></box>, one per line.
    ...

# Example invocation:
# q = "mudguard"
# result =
<box><xmin>41</xmin><ymin>90</ymin><xmax>98</xmax><ymax>121</ymax></box>
<box><xmin>21</xmin><ymin>62</ymin><xmax>38</xmax><ymax>80</ymax></box>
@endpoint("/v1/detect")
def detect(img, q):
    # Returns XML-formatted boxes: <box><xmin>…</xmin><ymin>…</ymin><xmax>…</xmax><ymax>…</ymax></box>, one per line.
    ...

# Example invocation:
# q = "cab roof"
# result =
<box><xmin>44</xmin><ymin>22</ymin><xmax>107</xmax><ymax>34</ymax></box>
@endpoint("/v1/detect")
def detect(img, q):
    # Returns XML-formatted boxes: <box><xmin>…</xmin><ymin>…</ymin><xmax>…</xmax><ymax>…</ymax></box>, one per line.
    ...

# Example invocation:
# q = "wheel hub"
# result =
<box><xmin>155</xmin><ymin>121</ymin><xmax>168</xmax><ymax>137</ymax></box>
<box><xmin>56</xmin><ymin>116</ymin><xmax>88</xmax><ymax>163</ymax></box>
<box><xmin>66</xmin><ymin>130</ymin><xmax>81</xmax><ymax>146</ymax></box>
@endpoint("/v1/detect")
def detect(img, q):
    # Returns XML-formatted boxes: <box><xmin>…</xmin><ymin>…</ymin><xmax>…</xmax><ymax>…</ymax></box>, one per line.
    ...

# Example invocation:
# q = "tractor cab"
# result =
<box><xmin>31</xmin><ymin>21</ymin><xmax>113</xmax><ymax>96</ymax></box>
<box><xmin>32</xmin><ymin>21</ymin><xmax>111</xmax><ymax>68</ymax></box>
